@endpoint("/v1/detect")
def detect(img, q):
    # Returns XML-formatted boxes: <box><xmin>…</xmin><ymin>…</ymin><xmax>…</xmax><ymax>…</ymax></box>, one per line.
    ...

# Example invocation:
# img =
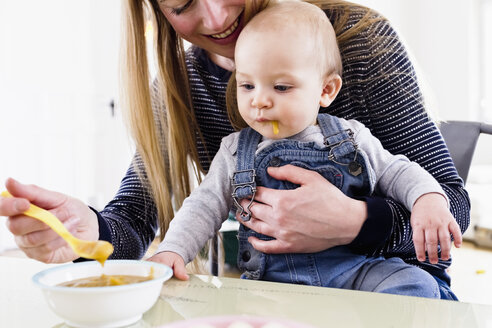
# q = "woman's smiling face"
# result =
<box><xmin>157</xmin><ymin>0</ymin><xmax>246</xmax><ymax>60</ymax></box>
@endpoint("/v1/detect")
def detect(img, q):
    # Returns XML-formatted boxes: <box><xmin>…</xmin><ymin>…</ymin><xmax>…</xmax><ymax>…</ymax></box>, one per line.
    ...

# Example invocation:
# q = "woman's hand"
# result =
<box><xmin>147</xmin><ymin>251</ymin><xmax>189</xmax><ymax>280</ymax></box>
<box><xmin>0</xmin><ymin>178</ymin><xmax>99</xmax><ymax>263</ymax></box>
<box><xmin>237</xmin><ymin>165</ymin><xmax>368</xmax><ymax>254</ymax></box>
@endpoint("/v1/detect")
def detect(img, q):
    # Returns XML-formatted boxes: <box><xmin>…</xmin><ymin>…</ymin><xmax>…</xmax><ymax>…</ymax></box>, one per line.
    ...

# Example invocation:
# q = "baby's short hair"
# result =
<box><xmin>239</xmin><ymin>0</ymin><xmax>342</xmax><ymax>76</ymax></box>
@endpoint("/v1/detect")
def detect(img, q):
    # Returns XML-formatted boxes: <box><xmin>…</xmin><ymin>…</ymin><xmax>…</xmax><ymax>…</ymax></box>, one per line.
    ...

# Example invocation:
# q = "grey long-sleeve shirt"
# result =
<box><xmin>157</xmin><ymin>119</ymin><xmax>445</xmax><ymax>264</ymax></box>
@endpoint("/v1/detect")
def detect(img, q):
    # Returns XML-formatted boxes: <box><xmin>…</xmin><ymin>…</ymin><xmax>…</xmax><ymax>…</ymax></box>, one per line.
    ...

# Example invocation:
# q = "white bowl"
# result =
<box><xmin>32</xmin><ymin>260</ymin><xmax>173</xmax><ymax>328</ymax></box>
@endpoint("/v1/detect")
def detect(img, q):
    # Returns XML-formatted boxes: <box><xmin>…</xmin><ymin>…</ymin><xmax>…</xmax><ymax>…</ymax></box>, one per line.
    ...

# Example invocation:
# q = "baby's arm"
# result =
<box><xmin>147</xmin><ymin>134</ymin><xmax>238</xmax><ymax>277</ymax></box>
<box><xmin>411</xmin><ymin>193</ymin><xmax>462</xmax><ymax>264</ymax></box>
<box><xmin>349</xmin><ymin>119</ymin><xmax>463</xmax><ymax>263</ymax></box>
<box><xmin>148</xmin><ymin>251</ymin><xmax>188</xmax><ymax>280</ymax></box>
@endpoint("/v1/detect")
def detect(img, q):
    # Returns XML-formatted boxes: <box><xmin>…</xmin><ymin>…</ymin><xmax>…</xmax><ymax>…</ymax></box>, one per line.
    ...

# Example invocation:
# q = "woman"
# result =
<box><xmin>0</xmin><ymin>0</ymin><xmax>469</xmax><ymax>299</ymax></box>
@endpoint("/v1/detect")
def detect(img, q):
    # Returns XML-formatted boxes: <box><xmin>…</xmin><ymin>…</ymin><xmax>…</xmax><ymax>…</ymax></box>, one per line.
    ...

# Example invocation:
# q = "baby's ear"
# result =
<box><xmin>320</xmin><ymin>74</ymin><xmax>342</xmax><ymax>107</ymax></box>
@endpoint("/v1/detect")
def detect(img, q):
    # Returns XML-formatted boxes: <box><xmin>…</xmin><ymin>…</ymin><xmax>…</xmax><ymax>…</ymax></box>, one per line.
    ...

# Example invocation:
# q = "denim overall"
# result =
<box><xmin>232</xmin><ymin>114</ymin><xmax>439</xmax><ymax>298</ymax></box>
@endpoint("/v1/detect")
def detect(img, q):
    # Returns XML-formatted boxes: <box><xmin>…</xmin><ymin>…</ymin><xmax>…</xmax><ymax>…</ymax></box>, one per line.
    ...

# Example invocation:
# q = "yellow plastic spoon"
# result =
<box><xmin>1</xmin><ymin>191</ymin><xmax>113</xmax><ymax>265</ymax></box>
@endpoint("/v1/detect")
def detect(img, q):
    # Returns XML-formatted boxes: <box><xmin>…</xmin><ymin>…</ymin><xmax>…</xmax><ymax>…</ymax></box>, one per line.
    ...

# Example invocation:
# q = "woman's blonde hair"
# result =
<box><xmin>119</xmin><ymin>0</ymin><xmax>381</xmax><ymax>246</ymax></box>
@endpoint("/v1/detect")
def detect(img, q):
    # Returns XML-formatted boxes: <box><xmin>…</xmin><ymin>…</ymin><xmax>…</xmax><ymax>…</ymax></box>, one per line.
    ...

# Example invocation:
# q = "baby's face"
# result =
<box><xmin>235</xmin><ymin>29</ymin><xmax>324</xmax><ymax>139</ymax></box>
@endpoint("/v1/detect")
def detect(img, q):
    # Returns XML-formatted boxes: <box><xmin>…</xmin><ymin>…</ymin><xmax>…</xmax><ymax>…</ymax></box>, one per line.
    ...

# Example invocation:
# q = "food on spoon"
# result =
<box><xmin>75</xmin><ymin>239</ymin><xmax>113</xmax><ymax>266</ymax></box>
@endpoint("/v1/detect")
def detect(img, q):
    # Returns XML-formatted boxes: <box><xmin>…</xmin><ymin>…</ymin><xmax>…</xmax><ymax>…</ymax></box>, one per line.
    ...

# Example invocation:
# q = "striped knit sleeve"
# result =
<box><xmin>98</xmin><ymin>156</ymin><xmax>159</xmax><ymax>260</ymax></box>
<box><xmin>354</xmin><ymin>17</ymin><xmax>471</xmax><ymax>269</ymax></box>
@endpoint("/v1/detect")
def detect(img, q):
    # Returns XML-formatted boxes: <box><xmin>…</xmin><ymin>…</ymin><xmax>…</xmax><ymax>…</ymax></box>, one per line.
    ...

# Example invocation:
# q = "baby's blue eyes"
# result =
<box><xmin>238</xmin><ymin>84</ymin><xmax>292</xmax><ymax>92</ymax></box>
<box><xmin>241</xmin><ymin>84</ymin><xmax>255</xmax><ymax>90</ymax></box>
<box><xmin>274</xmin><ymin>85</ymin><xmax>291</xmax><ymax>92</ymax></box>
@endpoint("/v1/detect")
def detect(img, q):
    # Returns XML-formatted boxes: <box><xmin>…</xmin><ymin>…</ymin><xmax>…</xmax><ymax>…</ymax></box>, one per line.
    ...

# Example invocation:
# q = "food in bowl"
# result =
<box><xmin>32</xmin><ymin>260</ymin><xmax>172</xmax><ymax>328</ymax></box>
<box><xmin>58</xmin><ymin>267</ymin><xmax>155</xmax><ymax>287</ymax></box>
<box><xmin>57</xmin><ymin>273</ymin><xmax>154</xmax><ymax>287</ymax></box>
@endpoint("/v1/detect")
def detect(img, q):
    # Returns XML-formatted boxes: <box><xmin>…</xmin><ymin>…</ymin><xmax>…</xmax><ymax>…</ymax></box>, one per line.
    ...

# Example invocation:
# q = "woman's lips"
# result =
<box><xmin>205</xmin><ymin>12</ymin><xmax>243</xmax><ymax>45</ymax></box>
<box><xmin>210</xmin><ymin>18</ymin><xmax>239</xmax><ymax>39</ymax></box>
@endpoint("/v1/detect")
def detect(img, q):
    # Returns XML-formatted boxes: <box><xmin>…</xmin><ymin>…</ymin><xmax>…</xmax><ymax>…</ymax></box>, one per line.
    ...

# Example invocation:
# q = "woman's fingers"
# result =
<box><xmin>238</xmin><ymin>196</ymin><xmax>272</xmax><ymax>220</ymax></box>
<box><xmin>12</xmin><ymin>216</ymin><xmax>79</xmax><ymax>248</ymax></box>
<box><xmin>5</xmin><ymin>177</ymin><xmax>66</xmax><ymax>209</ymax></box>
<box><xmin>236</xmin><ymin>164</ymin><xmax>365</xmax><ymax>253</ymax></box>
<box><xmin>237</xmin><ymin>212</ymin><xmax>276</xmax><ymax>238</ymax></box>
<box><xmin>18</xmin><ymin>236</ymin><xmax>71</xmax><ymax>263</ymax></box>
<box><xmin>2</xmin><ymin>179</ymin><xmax>93</xmax><ymax>263</ymax></box>
<box><xmin>247</xmin><ymin>236</ymin><xmax>289</xmax><ymax>254</ymax></box>
<box><xmin>0</xmin><ymin>197</ymin><xmax>30</xmax><ymax>216</ymax></box>
<box><xmin>248</xmin><ymin>235</ymin><xmax>336</xmax><ymax>254</ymax></box>
<box><xmin>6</xmin><ymin>215</ymin><xmax>50</xmax><ymax>235</ymax></box>
<box><xmin>246</xmin><ymin>186</ymin><xmax>280</xmax><ymax>212</ymax></box>
<box><xmin>14</xmin><ymin>219</ymin><xmax>79</xmax><ymax>263</ymax></box>
<box><xmin>249</xmin><ymin>165</ymin><xmax>322</xmax><ymax>206</ymax></box>
<box><xmin>13</xmin><ymin>224</ymin><xmax>59</xmax><ymax>248</ymax></box>
<box><xmin>266</xmin><ymin>165</ymin><xmax>318</xmax><ymax>185</ymax></box>
<box><xmin>16</xmin><ymin>232</ymin><xmax>68</xmax><ymax>254</ymax></box>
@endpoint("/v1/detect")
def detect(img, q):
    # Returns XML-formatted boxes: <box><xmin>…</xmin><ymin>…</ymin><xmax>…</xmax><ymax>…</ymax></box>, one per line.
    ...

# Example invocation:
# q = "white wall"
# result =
<box><xmin>354</xmin><ymin>1</ymin><xmax>492</xmax><ymax>160</ymax></box>
<box><xmin>354</xmin><ymin>0</ymin><xmax>492</xmax><ymax>235</ymax></box>
<box><xmin>0</xmin><ymin>1</ymin><xmax>133</xmax><ymax>250</ymax></box>
<box><xmin>354</xmin><ymin>0</ymin><xmax>482</xmax><ymax>121</ymax></box>
<box><xmin>0</xmin><ymin>1</ymin><xmax>491</xmax><ymax>250</ymax></box>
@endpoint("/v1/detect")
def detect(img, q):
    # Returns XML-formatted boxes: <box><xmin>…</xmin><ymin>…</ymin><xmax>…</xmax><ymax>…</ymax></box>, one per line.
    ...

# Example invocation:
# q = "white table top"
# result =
<box><xmin>1</xmin><ymin>256</ymin><xmax>492</xmax><ymax>328</ymax></box>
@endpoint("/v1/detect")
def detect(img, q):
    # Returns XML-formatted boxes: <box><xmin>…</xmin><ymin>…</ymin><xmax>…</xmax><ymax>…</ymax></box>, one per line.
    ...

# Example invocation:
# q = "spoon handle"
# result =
<box><xmin>1</xmin><ymin>191</ymin><xmax>75</xmax><ymax>245</ymax></box>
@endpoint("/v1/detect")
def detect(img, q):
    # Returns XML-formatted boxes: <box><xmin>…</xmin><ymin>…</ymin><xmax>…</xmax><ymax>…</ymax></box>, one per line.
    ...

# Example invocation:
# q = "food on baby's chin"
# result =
<box><xmin>272</xmin><ymin>121</ymin><xmax>279</xmax><ymax>135</ymax></box>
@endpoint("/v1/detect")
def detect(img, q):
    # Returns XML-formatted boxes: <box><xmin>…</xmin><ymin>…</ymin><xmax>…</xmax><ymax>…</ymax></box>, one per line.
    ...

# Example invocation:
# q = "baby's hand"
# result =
<box><xmin>147</xmin><ymin>251</ymin><xmax>189</xmax><ymax>280</ymax></box>
<box><xmin>411</xmin><ymin>193</ymin><xmax>463</xmax><ymax>264</ymax></box>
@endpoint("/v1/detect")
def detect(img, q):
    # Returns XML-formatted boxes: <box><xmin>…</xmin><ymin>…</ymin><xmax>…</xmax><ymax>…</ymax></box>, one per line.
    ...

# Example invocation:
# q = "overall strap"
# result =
<box><xmin>318</xmin><ymin>114</ymin><xmax>356</xmax><ymax>158</ymax></box>
<box><xmin>318</xmin><ymin>114</ymin><xmax>362</xmax><ymax>176</ymax></box>
<box><xmin>232</xmin><ymin>128</ymin><xmax>262</xmax><ymax>221</ymax></box>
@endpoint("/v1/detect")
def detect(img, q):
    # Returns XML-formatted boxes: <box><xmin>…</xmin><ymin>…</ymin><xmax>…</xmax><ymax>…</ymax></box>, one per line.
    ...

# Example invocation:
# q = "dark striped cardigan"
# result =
<box><xmin>96</xmin><ymin>8</ymin><xmax>470</xmax><ymax>284</ymax></box>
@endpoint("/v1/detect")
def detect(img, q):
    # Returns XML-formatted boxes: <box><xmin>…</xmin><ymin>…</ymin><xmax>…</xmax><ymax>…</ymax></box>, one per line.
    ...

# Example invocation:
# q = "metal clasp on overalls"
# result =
<box><xmin>324</xmin><ymin>129</ymin><xmax>357</xmax><ymax>160</ymax></box>
<box><xmin>324</xmin><ymin>128</ymin><xmax>362</xmax><ymax>176</ymax></box>
<box><xmin>231</xmin><ymin>169</ymin><xmax>256</xmax><ymax>222</ymax></box>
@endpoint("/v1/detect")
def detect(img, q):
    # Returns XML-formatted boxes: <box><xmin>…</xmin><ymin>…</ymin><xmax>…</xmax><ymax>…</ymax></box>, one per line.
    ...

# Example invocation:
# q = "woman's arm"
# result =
<box><xmin>97</xmin><ymin>155</ymin><xmax>159</xmax><ymax>260</ymax></box>
<box><xmin>329</xmin><ymin>14</ymin><xmax>470</xmax><ymax>277</ymax></box>
<box><xmin>357</xmin><ymin>17</ymin><xmax>470</xmax><ymax>257</ymax></box>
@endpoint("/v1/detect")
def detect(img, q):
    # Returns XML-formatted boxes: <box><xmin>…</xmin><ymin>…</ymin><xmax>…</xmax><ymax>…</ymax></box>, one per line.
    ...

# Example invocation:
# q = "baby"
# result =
<box><xmin>150</xmin><ymin>0</ymin><xmax>461</xmax><ymax>298</ymax></box>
